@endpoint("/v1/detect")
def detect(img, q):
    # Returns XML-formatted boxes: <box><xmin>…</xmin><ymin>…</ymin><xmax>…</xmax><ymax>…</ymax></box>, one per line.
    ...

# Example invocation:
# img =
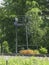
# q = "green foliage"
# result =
<box><xmin>26</xmin><ymin>7</ymin><xmax>46</xmax><ymax>45</ymax></box>
<box><xmin>39</xmin><ymin>47</ymin><xmax>48</xmax><ymax>54</ymax></box>
<box><xmin>34</xmin><ymin>50</ymin><xmax>40</xmax><ymax>54</ymax></box>
<box><xmin>0</xmin><ymin>57</ymin><xmax>49</xmax><ymax>65</ymax></box>
<box><xmin>0</xmin><ymin>0</ymin><xmax>49</xmax><ymax>53</ymax></box>
<box><xmin>2</xmin><ymin>41</ymin><xmax>11</xmax><ymax>54</ymax></box>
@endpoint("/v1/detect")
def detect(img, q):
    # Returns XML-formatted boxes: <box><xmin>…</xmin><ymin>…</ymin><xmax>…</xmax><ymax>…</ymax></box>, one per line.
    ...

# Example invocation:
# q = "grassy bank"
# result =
<box><xmin>0</xmin><ymin>56</ymin><xmax>49</xmax><ymax>65</ymax></box>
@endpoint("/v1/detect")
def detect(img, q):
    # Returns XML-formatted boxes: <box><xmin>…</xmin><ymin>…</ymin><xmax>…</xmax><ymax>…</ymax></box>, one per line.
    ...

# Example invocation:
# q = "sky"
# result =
<box><xmin>0</xmin><ymin>0</ymin><xmax>4</xmax><ymax>6</ymax></box>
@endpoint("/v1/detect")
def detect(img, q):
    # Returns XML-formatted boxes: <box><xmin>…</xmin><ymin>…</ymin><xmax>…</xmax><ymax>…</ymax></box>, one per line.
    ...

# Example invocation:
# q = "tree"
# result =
<box><xmin>0</xmin><ymin>0</ymin><xmax>49</xmax><ymax>52</ymax></box>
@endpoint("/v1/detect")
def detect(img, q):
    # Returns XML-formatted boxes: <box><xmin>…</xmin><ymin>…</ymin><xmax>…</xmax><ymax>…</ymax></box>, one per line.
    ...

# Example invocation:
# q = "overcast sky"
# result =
<box><xmin>0</xmin><ymin>0</ymin><xmax>3</xmax><ymax>3</ymax></box>
<box><xmin>0</xmin><ymin>0</ymin><xmax>3</xmax><ymax>6</ymax></box>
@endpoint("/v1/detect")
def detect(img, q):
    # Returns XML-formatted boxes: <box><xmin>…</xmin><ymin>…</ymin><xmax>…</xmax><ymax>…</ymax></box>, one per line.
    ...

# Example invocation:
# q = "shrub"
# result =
<box><xmin>39</xmin><ymin>47</ymin><xmax>48</xmax><ymax>54</ymax></box>
<box><xmin>19</xmin><ymin>49</ymin><xmax>34</xmax><ymax>55</ymax></box>
<box><xmin>2</xmin><ymin>41</ymin><xmax>11</xmax><ymax>54</ymax></box>
<box><xmin>34</xmin><ymin>50</ymin><xmax>40</xmax><ymax>54</ymax></box>
<box><xmin>19</xmin><ymin>49</ymin><xmax>40</xmax><ymax>55</ymax></box>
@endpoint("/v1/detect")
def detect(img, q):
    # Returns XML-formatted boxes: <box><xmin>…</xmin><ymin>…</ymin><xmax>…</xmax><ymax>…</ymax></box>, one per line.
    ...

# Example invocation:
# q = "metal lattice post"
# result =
<box><xmin>1</xmin><ymin>42</ymin><xmax>2</xmax><ymax>54</ymax></box>
<box><xmin>26</xmin><ymin>25</ymin><xmax>28</xmax><ymax>49</ymax></box>
<box><xmin>16</xmin><ymin>26</ymin><xmax>18</xmax><ymax>54</ymax></box>
<box><xmin>14</xmin><ymin>17</ymin><xmax>18</xmax><ymax>54</ymax></box>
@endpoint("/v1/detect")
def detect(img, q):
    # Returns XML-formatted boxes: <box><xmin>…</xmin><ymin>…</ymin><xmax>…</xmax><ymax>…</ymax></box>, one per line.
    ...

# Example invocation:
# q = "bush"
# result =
<box><xmin>39</xmin><ymin>47</ymin><xmax>48</xmax><ymax>54</ymax></box>
<box><xmin>19</xmin><ymin>49</ymin><xmax>34</xmax><ymax>55</ymax></box>
<box><xmin>19</xmin><ymin>49</ymin><xmax>39</xmax><ymax>55</ymax></box>
<box><xmin>34</xmin><ymin>50</ymin><xmax>40</xmax><ymax>54</ymax></box>
<box><xmin>2</xmin><ymin>41</ymin><xmax>11</xmax><ymax>54</ymax></box>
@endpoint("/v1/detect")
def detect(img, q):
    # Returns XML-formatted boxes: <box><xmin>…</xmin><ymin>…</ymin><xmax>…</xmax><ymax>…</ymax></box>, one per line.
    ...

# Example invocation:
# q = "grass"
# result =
<box><xmin>0</xmin><ymin>56</ymin><xmax>49</xmax><ymax>65</ymax></box>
